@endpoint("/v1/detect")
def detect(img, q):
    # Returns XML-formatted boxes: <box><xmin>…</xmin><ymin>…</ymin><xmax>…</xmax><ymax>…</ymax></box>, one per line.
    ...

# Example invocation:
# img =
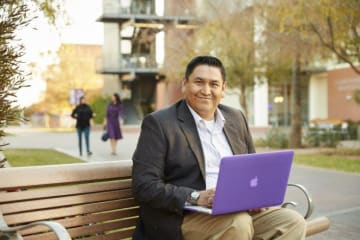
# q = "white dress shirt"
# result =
<box><xmin>187</xmin><ymin>105</ymin><xmax>234</xmax><ymax>189</ymax></box>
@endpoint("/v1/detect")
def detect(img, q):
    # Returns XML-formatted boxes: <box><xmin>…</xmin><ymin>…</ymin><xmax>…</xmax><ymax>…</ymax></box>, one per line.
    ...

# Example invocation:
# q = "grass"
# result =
<box><xmin>294</xmin><ymin>153</ymin><xmax>360</xmax><ymax>173</ymax></box>
<box><xmin>3</xmin><ymin>148</ymin><xmax>84</xmax><ymax>167</ymax></box>
<box><xmin>2</xmin><ymin>148</ymin><xmax>360</xmax><ymax>173</ymax></box>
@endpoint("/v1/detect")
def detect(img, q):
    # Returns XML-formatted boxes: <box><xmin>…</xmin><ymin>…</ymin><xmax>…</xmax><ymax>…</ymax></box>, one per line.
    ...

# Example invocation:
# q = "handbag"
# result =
<box><xmin>101</xmin><ymin>132</ymin><xmax>109</xmax><ymax>141</ymax></box>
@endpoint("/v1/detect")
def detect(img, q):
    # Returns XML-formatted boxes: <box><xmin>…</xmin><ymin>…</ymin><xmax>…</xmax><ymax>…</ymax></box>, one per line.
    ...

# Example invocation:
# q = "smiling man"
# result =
<box><xmin>131</xmin><ymin>56</ymin><xmax>306</xmax><ymax>240</ymax></box>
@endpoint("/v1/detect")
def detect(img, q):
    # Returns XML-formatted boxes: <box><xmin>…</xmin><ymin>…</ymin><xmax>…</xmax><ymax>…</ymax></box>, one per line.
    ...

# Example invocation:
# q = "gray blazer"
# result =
<box><xmin>132</xmin><ymin>99</ymin><xmax>255</xmax><ymax>240</ymax></box>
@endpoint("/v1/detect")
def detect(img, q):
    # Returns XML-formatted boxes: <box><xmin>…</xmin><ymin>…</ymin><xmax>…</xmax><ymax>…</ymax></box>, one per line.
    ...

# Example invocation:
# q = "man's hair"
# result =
<box><xmin>185</xmin><ymin>56</ymin><xmax>226</xmax><ymax>81</ymax></box>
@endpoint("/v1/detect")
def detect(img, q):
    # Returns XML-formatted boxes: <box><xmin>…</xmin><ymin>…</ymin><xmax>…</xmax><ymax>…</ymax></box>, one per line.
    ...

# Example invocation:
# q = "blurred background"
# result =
<box><xmin>2</xmin><ymin>0</ymin><xmax>360</xmax><ymax>149</ymax></box>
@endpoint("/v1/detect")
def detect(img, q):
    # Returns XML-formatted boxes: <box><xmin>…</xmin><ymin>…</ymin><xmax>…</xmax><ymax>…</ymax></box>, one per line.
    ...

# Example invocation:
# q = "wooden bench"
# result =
<box><xmin>0</xmin><ymin>161</ymin><xmax>330</xmax><ymax>240</ymax></box>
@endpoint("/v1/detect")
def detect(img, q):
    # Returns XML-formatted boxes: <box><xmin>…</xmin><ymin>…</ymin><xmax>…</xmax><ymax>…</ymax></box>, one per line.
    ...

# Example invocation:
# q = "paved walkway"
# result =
<box><xmin>3</xmin><ymin>126</ymin><xmax>360</xmax><ymax>239</ymax></box>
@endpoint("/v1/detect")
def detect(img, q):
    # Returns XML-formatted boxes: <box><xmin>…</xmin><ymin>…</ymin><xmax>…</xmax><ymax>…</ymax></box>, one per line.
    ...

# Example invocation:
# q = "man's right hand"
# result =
<box><xmin>197</xmin><ymin>189</ymin><xmax>215</xmax><ymax>207</ymax></box>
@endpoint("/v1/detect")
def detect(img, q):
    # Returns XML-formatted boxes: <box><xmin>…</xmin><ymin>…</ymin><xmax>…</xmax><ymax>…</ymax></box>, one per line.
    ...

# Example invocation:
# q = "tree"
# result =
<box><xmin>258</xmin><ymin>0</ymin><xmax>332</xmax><ymax>148</ymax></box>
<box><xmin>0</xmin><ymin>1</ymin><xmax>32</xmax><ymax>140</ymax></box>
<box><xmin>164</xmin><ymin>0</ymin><xmax>258</xmax><ymax>119</ymax></box>
<box><xmin>198</xmin><ymin>3</ymin><xmax>258</xmax><ymax>118</ymax></box>
<box><xmin>0</xmin><ymin>0</ymin><xmax>64</xmax><ymax>142</ymax></box>
<box><xmin>39</xmin><ymin>44</ymin><xmax>103</xmax><ymax>115</ymax></box>
<box><xmin>307</xmin><ymin>0</ymin><xmax>360</xmax><ymax>74</ymax></box>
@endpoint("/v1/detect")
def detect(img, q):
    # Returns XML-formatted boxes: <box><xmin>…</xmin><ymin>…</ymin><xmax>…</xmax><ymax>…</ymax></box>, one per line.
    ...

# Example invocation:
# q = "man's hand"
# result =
<box><xmin>247</xmin><ymin>208</ymin><xmax>268</xmax><ymax>215</ymax></box>
<box><xmin>197</xmin><ymin>189</ymin><xmax>215</xmax><ymax>207</ymax></box>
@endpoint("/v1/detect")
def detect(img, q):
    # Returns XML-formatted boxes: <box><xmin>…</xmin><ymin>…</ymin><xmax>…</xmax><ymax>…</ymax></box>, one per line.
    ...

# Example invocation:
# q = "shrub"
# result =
<box><xmin>254</xmin><ymin>127</ymin><xmax>289</xmax><ymax>149</ymax></box>
<box><xmin>304</xmin><ymin>127</ymin><xmax>342</xmax><ymax>147</ymax></box>
<box><xmin>89</xmin><ymin>95</ymin><xmax>111</xmax><ymax>124</ymax></box>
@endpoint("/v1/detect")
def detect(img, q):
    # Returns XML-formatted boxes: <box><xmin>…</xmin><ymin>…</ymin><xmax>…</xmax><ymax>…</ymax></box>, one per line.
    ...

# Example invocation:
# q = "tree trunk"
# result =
<box><xmin>289</xmin><ymin>53</ymin><xmax>302</xmax><ymax>148</ymax></box>
<box><xmin>239</xmin><ymin>84</ymin><xmax>248</xmax><ymax>119</ymax></box>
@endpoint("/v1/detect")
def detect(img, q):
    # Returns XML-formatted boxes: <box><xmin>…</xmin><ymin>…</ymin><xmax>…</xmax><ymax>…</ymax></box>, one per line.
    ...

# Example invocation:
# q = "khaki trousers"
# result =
<box><xmin>181</xmin><ymin>207</ymin><xmax>306</xmax><ymax>240</ymax></box>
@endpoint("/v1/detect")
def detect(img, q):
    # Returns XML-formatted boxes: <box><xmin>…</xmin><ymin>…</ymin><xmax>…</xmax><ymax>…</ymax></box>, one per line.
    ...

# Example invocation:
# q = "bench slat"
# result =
<box><xmin>1</xmin><ymin>189</ymin><xmax>133</xmax><ymax>214</ymax></box>
<box><xmin>82</xmin><ymin>229</ymin><xmax>135</xmax><ymax>240</ymax></box>
<box><xmin>20</xmin><ymin>208</ymin><xmax>139</xmax><ymax>235</ymax></box>
<box><xmin>0</xmin><ymin>161</ymin><xmax>132</xmax><ymax>190</ymax></box>
<box><xmin>23</xmin><ymin>218</ymin><xmax>138</xmax><ymax>240</ymax></box>
<box><xmin>4</xmin><ymin>198</ymin><xmax>138</xmax><ymax>225</ymax></box>
<box><xmin>0</xmin><ymin>180</ymin><xmax>132</xmax><ymax>203</ymax></box>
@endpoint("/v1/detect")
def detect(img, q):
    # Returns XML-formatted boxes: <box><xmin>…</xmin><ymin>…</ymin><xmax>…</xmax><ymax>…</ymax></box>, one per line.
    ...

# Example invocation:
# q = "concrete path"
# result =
<box><xmin>3</xmin><ymin>126</ymin><xmax>360</xmax><ymax>239</ymax></box>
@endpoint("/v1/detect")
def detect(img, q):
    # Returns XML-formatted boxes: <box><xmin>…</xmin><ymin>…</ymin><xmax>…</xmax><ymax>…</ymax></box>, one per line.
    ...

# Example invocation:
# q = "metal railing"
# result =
<box><xmin>96</xmin><ymin>55</ymin><xmax>160</xmax><ymax>73</ymax></box>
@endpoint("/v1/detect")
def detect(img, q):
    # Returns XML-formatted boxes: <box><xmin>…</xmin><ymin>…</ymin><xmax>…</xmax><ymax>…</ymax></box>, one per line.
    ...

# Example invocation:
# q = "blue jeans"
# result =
<box><xmin>77</xmin><ymin>126</ymin><xmax>90</xmax><ymax>155</ymax></box>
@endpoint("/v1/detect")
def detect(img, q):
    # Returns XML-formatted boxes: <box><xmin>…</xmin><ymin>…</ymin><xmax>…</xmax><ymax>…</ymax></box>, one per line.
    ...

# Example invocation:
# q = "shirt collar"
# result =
<box><xmin>186</xmin><ymin>103</ymin><xmax>225</xmax><ymax>131</ymax></box>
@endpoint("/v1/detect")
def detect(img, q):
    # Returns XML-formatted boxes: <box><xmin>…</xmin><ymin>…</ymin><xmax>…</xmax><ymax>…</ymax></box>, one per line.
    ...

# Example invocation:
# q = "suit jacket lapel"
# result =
<box><xmin>177</xmin><ymin>100</ymin><xmax>206</xmax><ymax>180</ymax></box>
<box><xmin>222</xmin><ymin>110</ymin><xmax>246</xmax><ymax>155</ymax></box>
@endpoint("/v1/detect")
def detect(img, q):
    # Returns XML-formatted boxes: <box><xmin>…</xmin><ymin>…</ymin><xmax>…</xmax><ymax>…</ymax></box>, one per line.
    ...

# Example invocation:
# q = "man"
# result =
<box><xmin>132</xmin><ymin>56</ymin><xmax>306</xmax><ymax>239</ymax></box>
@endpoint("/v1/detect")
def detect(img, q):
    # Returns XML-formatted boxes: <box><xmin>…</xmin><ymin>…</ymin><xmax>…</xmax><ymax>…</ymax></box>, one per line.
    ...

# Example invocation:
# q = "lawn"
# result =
<box><xmin>3</xmin><ymin>148</ymin><xmax>84</xmax><ymax>167</ymax></box>
<box><xmin>2</xmin><ymin>148</ymin><xmax>360</xmax><ymax>173</ymax></box>
<box><xmin>294</xmin><ymin>152</ymin><xmax>360</xmax><ymax>173</ymax></box>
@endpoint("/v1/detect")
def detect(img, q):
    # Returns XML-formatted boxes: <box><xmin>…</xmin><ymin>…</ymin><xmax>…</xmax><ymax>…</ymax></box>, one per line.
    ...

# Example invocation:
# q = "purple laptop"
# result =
<box><xmin>184</xmin><ymin>150</ymin><xmax>294</xmax><ymax>215</ymax></box>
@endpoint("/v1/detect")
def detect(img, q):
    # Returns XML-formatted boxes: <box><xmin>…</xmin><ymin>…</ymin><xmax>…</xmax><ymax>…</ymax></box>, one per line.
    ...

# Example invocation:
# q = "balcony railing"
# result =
<box><xmin>96</xmin><ymin>55</ymin><xmax>161</xmax><ymax>74</ymax></box>
<box><xmin>103</xmin><ymin>0</ymin><xmax>196</xmax><ymax>17</ymax></box>
<box><xmin>121</xmin><ymin>55</ymin><xmax>158</xmax><ymax>68</ymax></box>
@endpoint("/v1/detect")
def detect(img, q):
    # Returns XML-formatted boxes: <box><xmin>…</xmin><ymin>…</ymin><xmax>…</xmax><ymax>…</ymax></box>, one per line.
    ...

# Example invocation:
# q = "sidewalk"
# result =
<box><xmin>5</xmin><ymin>126</ymin><xmax>140</xmax><ymax>162</ymax></box>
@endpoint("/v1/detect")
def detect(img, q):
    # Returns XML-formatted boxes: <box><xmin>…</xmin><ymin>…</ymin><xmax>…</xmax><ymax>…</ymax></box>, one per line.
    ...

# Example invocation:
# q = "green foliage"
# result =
<box><xmin>307</xmin><ymin>0</ymin><xmax>360</xmax><ymax>74</ymax></box>
<box><xmin>304</xmin><ymin>127</ymin><xmax>342</xmax><ymax>147</ymax></box>
<box><xmin>354</xmin><ymin>89</ymin><xmax>360</xmax><ymax>105</ymax></box>
<box><xmin>30</xmin><ymin>0</ymin><xmax>66</xmax><ymax>26</ymax></box>
<box><xmin>346</xmin><ymin>120</ymin><xmax>360</xmax><ymax>140</ymax></box>
<box><xmin>254</xmin><ymin>127</ymin><xmax>289</xmax><ymax>149</ymax></box>
<box><xmin>89</xmin><ymin>95</ymin><xmax>111</xmax><ymax>124</ymax></box>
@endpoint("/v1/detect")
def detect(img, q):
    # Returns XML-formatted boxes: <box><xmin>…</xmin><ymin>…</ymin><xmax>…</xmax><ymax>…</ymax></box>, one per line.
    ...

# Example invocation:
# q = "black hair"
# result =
<box><xmin>185</xmin><ymin>56</ymin><xmax>226</xmax><ymax>81</ymax></box>
<box><xmin>79</xmin><ymin>96</ymin><xmax>85</xmax><ymax>104</ymax></box>
<box><xmin>113</xmin><ymin>93</ymin><xmax>122</xmax><ymax>105</ymax></box>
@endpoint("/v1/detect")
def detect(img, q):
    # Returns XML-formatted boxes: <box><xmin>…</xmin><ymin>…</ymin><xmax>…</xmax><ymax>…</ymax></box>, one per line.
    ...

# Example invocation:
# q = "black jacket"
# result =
<box><xmin>71</xmin><ymin>104</ymin><xmax>93</xmax><ymax>129</ymax></box>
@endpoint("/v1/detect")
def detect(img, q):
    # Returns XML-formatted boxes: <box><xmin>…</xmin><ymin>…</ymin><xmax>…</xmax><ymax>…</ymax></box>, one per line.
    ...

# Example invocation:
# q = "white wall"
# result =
<box><xmin>222</xmin><ymin>89</ymin><xmax>242</xmax><ymax>110</ymax></box>
<box><xmin>253</xmin><ymin>80</ymin><xmax>268</xmax><ymax>127</ymax></box>
<box><xmin>309</xmin><ymin>72</ymin><xmax>328</xmax><ymax>121</ymax></box>
<box><xmin>103</xmin><ymin>23</ymin><xmax>120</xmax><ymax>70</ymax></box>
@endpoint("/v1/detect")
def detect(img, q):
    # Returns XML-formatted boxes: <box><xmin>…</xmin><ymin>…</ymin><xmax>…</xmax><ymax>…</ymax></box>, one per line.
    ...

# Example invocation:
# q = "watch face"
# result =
<box><xmin>191</xmin><ymin>191</ymin><xmax>200</xmax><ymax>200</ymax></box>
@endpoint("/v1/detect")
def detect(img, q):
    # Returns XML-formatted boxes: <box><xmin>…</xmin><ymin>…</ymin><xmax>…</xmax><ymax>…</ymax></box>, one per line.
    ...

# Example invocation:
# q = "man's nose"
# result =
<box><xmin>201</xmin><ymin>84</ymin><xmax>211</xmax><ymax>95</ymax></box>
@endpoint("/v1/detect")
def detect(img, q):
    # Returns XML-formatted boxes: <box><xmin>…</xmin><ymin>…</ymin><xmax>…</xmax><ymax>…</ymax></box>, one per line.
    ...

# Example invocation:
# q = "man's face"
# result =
<box><xmin>182</xmin><ymin>64</ymin><xmax>226</xmax><ymax>120</ymax></box>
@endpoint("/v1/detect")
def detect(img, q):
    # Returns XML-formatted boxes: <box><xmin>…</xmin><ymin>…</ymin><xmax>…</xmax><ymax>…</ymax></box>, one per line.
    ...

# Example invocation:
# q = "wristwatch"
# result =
<box><xmin>188</xmin><ymin>191</ymin><xmax>200</xmax><ymax>205</ymax></box>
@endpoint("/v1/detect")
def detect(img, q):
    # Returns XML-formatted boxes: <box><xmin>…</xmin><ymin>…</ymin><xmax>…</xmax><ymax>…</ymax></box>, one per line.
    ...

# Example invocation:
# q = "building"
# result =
<box><xmin>97</xmin><ymin>0</ymin><xmax>197</xmax><ymax>124</ymax></box>
<box><xmin>310</xmin><ymin>65</ymin><xmax>360</xmax><ymax>122</ymax></box>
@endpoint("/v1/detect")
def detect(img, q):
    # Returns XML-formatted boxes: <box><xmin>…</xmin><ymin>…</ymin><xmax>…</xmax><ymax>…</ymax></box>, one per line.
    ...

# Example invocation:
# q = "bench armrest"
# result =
<box><xmin>282</xmin><ymin>183</ymin><xmax>314</xmax><ymax>219</ymax></box>
<box><xmin>0</xmin><ymin>221</ymin><xmax>71</xmax><ymax>240</ymax></box>
<box><xmin>305</xmin><ymin>216</ymin><xmax>330</xmax><ymax>237</ymax></box>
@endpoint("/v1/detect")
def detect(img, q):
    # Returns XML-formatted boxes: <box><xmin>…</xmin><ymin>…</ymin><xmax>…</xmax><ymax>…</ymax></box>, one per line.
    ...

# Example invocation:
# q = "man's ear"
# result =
<box><xmin>221</xmin><ymin>81</ymin><xmax>226</xmax><ymax>98</ymax></box>
<box><xmin>181</xmin><ymin>78</ymin><xmax>187</xmax><ymax>93</ymax></box>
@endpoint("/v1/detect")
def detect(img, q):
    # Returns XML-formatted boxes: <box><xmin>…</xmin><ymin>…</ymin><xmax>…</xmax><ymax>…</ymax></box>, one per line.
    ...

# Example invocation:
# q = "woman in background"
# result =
<box><xmin>104</xmin><ymin>93</ymin><xmax>124</xmax><ymax>155</ymax></box>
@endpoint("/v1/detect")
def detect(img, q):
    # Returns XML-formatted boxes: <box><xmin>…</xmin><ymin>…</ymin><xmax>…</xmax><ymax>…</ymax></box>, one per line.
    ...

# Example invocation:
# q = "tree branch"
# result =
<box><xmin>310</xmin><ymin>22</ymin><xmax>360</xmax><ymax>74</ymax></box>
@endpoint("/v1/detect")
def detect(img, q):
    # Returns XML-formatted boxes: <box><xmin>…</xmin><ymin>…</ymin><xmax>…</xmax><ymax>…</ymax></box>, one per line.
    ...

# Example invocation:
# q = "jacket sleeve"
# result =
<box><xmin>71</xmin><ymin>107</ymin><xmax>78</xmax><ymax>119</ymax></box>
<box><xmin>132</xmin><ymin>114</ymin><xmax>193</xmax><ymax>215</ymax></box>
